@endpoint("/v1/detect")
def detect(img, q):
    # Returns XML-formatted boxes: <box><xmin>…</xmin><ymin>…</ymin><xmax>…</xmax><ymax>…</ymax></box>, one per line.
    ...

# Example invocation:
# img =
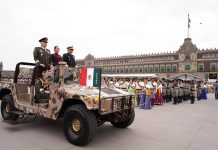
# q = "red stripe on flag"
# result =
<box><xmin>80</xmin><ymin>68</ymin><xmax>87</xmax><ymax>86</ymax></box>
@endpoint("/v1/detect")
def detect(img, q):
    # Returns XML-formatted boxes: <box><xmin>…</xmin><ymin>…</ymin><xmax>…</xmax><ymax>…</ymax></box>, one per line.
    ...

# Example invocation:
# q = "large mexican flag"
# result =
<box><xmin>80</xmin><ymin>68</ymin><xmax>101</xmax><ymax>87</ymax></box>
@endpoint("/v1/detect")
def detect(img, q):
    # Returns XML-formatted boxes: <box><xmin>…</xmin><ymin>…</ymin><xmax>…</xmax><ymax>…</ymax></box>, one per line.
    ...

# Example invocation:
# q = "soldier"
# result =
<box><xmin>35</xmin><ymin>67</ymin><xmax>50</xmax><ymax>103</ymax></box>
<box><xmin>161</xmin><ymin>79</ymin><xmax>167</xmax><ymax>102</ymax></box>
<box><xmin>196</xmin><ymin>81</ymin><xmax>202</xmax><ymax>100</ymax></box>
<box><xmin>183</xmin><ymin>81</ymin><xmax>188</xmax><ymax>101</ymax></box>
<box><xmin>63</xmin><ymin>46</ymin><xmax>76</xmax><ymax>67</ymax></box>
<box><xmin>178</xmin><ymin>79</ymin><xmax>184</xmax><ymax>103</ymax></box>
<box><xmin>31</xmin><ymin>37</ymin><xmax>51</xmax><ymax>85</ymax></box>
<box><xmin>165</xmin><ymin>80</ymin><xmax>171</xmax><ymax>102</ymax></box>
<box><xmin>190</xmin><ymin>80</ymin><xmax>196</xmax><ymax>104</ymax></box>
<box><xmin>215</xmin><ymin>81</ymin><xmax>218</xmax><ymax>100</ymax></box>
<box><xmin>172</xmin><ymin>79</ymin><xmax>179</xmax><ymax>105</ymax></box>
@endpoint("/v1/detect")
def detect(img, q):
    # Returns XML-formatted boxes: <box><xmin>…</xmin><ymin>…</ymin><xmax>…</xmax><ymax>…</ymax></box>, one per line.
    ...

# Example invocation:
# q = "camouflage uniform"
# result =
<box><xmin>31</xmin><ymin>47</ymin><xmax>51</xmax><ymax>85</ymax></box>
<box><xmin>162</xmin><ymin>81</ymin><xmax>167</xmax><ymax>102</ymax></box>
<box><xmin>35</xmin><ymin>77</ymin><xmax>50</xmax><ymax>103</ymax></box>
<box><xmin>190</xmin><ymin>82</ymin><xmax>196</xmax><ymax>104</ymax></box>
<box><xmin>172</xmin><ymin>80</ymin><xmax>179</xmax><ymax>104</ymax></box>
<box><xmin>178</xmin><ymin>81</ymin><xmax>184</xmax><ymax>103</ymax></box>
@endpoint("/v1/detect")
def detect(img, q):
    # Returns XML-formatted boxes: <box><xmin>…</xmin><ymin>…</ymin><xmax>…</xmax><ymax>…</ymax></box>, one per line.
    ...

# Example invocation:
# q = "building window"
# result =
<box><xmin>210</xmin><ymin>63</ymin><xmax>216</xmax><ymax>71</ymax></box>
<box><xmin>139</xmin><ymin>66</ymin><xmax>143</xmax><ymax>73</ymax></box>
<box><xmin>160</xmin><ymin>66</ymin><xmax>165</xmax><ymax>72</ymax></box>
<box><xmin>172</xmin><ymin>65</ymin><xmax>177</xmax><ymax>72</ymax></box>
<box><xmin>166</xmin><ymin>65</ymin><xmax>171</xmax><ymax>72</ymax></box>
<box><xmin>198</xmin><ymin>64</ymin><xmax>204</xmax><ymax>71</ymax></box>
<box><xmin>125</xmin><ymin>66</ymin><xmax>128</xmax><ymax>73</ymax></box>
<box><xmin>112</xmin><ymin>67</ymin><xmax>116</xmax><ymax>73</ymax></box>
<box><xmin>129</xmin><ymin>66</ymin><xmax>133</xmax><ymax>73</ymax></box>
<box><xmin>108</xmin><ymin>67</ymin><xmax>111</xmax><ymax>73</ymax></box>
<box><xmin>144</xmin><ymin>66</ymin><xmax>148</xmax><ymax>72</ymax></box>
<box><xmin>120</xmin><ymin>68</ymin><xmax>124</xmax><ymax>73</ymax></box>
<box><xmin>149</xmin><ymin>66</ymin><xmax>153</xmax><ymax>72</ymax></box>
<box><xmin>185</xmin><ymin>65</ymin><xmax>190</xmax><ymax>71</ymax></box>
<box><xmin>134</xmin><ymin>66</ymin><xmax>138</xmax><ymax>73</ymax></box>
<box><xmin>154</xmin><ymin>66</ymin><xmax>159</xmax><ymax>72</ymax></box>
<box><xmin>116</xmin><ymin>68</ymin><xmax>120</xmax><ymax>73</ymax></box>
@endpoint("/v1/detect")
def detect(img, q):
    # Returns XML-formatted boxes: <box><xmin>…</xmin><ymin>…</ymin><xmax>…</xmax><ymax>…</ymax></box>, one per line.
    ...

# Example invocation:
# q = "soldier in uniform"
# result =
<box><xmin>183</xmin><ymin>81</ymin><xmax>188</xmax><ymax>101</ymax></box>
<box><xmin>178</xmin><ymin>79</ymin><xmax>184</xmax><ymax>103</ymax></box>
<box><xmin>172</xmin><ymin>79</ymin><xmax>179</xmax><ymax>105</ymax></box>
<box><xmin>165</xmin><ymin>80</ymin><xmax>171</xmax><ymax>102</ymax></box>
<box><xmin>35</xmin><ymin>67</ymin><xmax>50</xmax><ymax>103</ymax></box>
<box><xmin>63</xmin><ymin>46</ymin><xmax>76</xmax><ymax>67</ymax></box>
<box><xmin>196</xmin><ymin>81</ymin><xmax>202</xmax><ymax>100</ymax></box>
<box><xmin>161</xmin><ymin>79</ymin><xmax>167</xmax><ymax>102</ymax></box>
<box><xmin>31</xmin><ymin>37</ymin><xmax>51</xmax><ymax>85</ymax></box>
<box><xmin>190</xmin><ymin>80</ymin><xmax>196</xmax><ymax>104</ymax></box>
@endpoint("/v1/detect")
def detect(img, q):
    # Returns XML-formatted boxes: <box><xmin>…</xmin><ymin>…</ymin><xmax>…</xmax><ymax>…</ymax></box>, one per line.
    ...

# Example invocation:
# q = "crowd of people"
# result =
<box><xmin>101</xmin><ymin>77</ymin><xmax>218</xmax><ymax>109</ymax></box>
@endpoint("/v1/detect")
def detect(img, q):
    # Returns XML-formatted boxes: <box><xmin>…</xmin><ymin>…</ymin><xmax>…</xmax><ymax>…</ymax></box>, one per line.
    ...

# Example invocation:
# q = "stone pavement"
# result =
<box><xmin>0</xmin><ymin>94</ymin><xmax>218</xmax><ymax>150</ymax></box>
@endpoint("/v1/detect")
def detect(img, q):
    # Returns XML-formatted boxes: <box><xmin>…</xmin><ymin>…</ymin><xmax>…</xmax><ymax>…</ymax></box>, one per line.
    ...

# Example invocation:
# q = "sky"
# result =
<box><xmin>0</xmin><ymin>0</ymin><xmax>218</xmax><ymax>70</ymax></box>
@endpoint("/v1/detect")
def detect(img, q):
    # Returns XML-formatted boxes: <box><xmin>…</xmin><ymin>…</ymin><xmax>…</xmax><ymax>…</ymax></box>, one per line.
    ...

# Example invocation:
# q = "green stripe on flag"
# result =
<box><xmin>93</xmin><ymin>68</ymin><xmax>101</xmax><ymax>87</ymax></box>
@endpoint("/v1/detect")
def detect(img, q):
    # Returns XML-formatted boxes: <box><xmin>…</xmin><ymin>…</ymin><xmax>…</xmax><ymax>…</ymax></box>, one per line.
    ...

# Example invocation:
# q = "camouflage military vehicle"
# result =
<box><xmin>0</xmin><ymin>62</ymin><xmax>135</xmax><ymax>146</ymax></box>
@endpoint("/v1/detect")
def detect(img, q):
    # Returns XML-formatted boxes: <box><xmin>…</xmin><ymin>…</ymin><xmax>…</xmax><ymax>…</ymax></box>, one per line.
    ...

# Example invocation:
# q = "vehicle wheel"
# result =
<box><xmin>63</xmin><ymin>104</ymin><xmax>97</xmax><ymax>146</ymax></box>
<box><xmin>111</xmin><ymin>108</ymin><xmax>135</xmax><ymax>128</ymax></box>
<box><xmin>1</xmin><ymin>94</ymin><xmax>19</xmax><ymax>120</ymax></box>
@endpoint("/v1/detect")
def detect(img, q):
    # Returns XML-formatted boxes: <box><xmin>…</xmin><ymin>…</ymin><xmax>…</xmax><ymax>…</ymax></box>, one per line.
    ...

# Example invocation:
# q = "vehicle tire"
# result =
<box><xmin>63</xmin><ymin>104</ymin><xmax>97</xmax><ymax>146</ymax></box>
<box><xmin>111</xmin><ymin>108</ymin><xmax>135</xmax><ymax>128</ymax></box>
<box><xmin>1</xmin><ymin>94</ymin><xmax>19</xmax><ymax>120</ymax></box>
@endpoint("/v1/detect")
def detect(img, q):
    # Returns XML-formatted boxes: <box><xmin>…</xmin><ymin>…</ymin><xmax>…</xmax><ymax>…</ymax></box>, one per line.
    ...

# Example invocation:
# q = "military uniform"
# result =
<box><xmin>35</xmin><ymin>77</ymin><xmax>50</xmax><ymax>103</ymax></box>
<box><xmin>33</xmin><ymin>47</ymin><xmax>51</xmax><ymax>67</ymax></box>
<box><xmin>178</xmin><ymin>80</ymin><xmax>184</xmax><ymax>103</ymax></box>
<box><xmin>196</xmin><ymin>82</ymin><xmax>202</xmax><ymax>100</ymax></box>
<box><xmin>183</xmin><ymin>82</ymin><xmax>188</xmax><ymax>101</ymax></box>
<box><xmin>172</xmin><ymin>80</ymin><xmax>179</xmax><ymax>104</ymax></box>
<box><xmin>31</xmin><ymin>37</ymin><xmax>51</xmax><ymax>85</ymax></box>
<box><xmin>190</xmin><ymin>82</ymin><xmax>196</xmax><ymax>104</ymax></box>
<box><xmin>63</xmin><ymin>46</ymin><xmax>76</xmax><ymax>67</ymax></box>
<box><xmin>162</xmin><ymin>81</ymin><xmax>167</xmax><ymax>102</ymax></box>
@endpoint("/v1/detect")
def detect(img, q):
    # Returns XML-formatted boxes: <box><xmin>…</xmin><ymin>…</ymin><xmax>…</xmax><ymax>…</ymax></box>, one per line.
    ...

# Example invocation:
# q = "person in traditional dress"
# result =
<box><xmin>148</xmin><ymin>78</ymin><xmax>157</xmax><ymax>106</ymax></box>
<box><xmin>144</xmin><ymin>80</ymin><xmax>152</xmax><ymax>109</ymax></box>
<box><xmin>201</xmin><ymin>83</ymin><xmax>207</xmax><ymax>100</ymax></box>
<box><xmin>155</xmin><ymin>80</ymin><xmax>164</xmax><ymax>105</ymax></box>
<box><xmin>135</xmin><ymin>78</ymin><xmax>143</xmax><ymax>106</ymax></box>
<box><xmin>127</xmin><ymin>79</ymin><xmax>136</xmax><ymax>94</ymax></box>
<box><xmin>139</xmin><ymin>79</ymin><xmax>152</xmax><ymax>109</ymax></box>
<box><xmin>196</xmin><ymin>81</ymin><xmax>202</xmax><ymax>100</ymax></box>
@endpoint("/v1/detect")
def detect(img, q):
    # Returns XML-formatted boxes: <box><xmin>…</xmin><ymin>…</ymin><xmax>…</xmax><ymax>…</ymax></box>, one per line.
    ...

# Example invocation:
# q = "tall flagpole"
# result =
<box><xmin>188</xmin><ymin>13</ymin><xmax>191</xmax><ymax>38</ymax></box>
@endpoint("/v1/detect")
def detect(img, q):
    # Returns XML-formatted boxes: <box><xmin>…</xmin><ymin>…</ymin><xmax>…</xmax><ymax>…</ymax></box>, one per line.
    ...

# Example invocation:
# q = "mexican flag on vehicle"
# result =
<box><xmin>80</xmin><ymin>68</ymin><xmax>101</xmax><ymax>87</ymax></box>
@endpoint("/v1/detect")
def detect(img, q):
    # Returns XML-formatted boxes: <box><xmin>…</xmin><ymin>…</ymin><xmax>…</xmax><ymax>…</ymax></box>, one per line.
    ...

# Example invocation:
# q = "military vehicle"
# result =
<box><xmin>0</xmin><ymin>62</ymin><xmax>135</xmax><ymax>146</ymax></box>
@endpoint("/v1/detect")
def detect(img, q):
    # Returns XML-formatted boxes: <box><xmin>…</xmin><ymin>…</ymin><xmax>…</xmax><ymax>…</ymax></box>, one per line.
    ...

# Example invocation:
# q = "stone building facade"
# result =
<box><xmin>76</xmin><ymin>38</ymin><xmax>218</xmax><ymax>80</ymax></box>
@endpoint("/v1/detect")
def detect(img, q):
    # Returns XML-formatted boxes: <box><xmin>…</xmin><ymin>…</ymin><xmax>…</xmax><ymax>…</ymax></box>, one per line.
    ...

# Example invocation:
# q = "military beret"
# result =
<box><xmin>39</xmin><ymin>37</ymin><xmax>48</xmax><ymax>43</ymax></box>
<box><xmin>67</xmin><ymin>46</ymin><xmax>74</xmax><ymax>50</ymax></box>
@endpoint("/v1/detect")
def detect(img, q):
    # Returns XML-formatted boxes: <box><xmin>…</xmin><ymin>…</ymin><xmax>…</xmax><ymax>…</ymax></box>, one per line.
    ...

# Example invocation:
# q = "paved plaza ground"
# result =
<box><xmin>0</xmin><ymin>94</ymin><xmax>218</xmax><ymax>150</ymax></box>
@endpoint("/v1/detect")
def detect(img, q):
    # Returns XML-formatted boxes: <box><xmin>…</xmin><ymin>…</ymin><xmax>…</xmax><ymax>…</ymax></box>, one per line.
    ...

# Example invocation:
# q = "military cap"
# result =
<box><xmin>67</xmin><ymin>46</ymin><xmax>74</xmax><ymax>50</ymax></box>
<box><xmin>39</xmin><ymin>37</ymin><xmax>48</xmax><ymax>43</ymax></box>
